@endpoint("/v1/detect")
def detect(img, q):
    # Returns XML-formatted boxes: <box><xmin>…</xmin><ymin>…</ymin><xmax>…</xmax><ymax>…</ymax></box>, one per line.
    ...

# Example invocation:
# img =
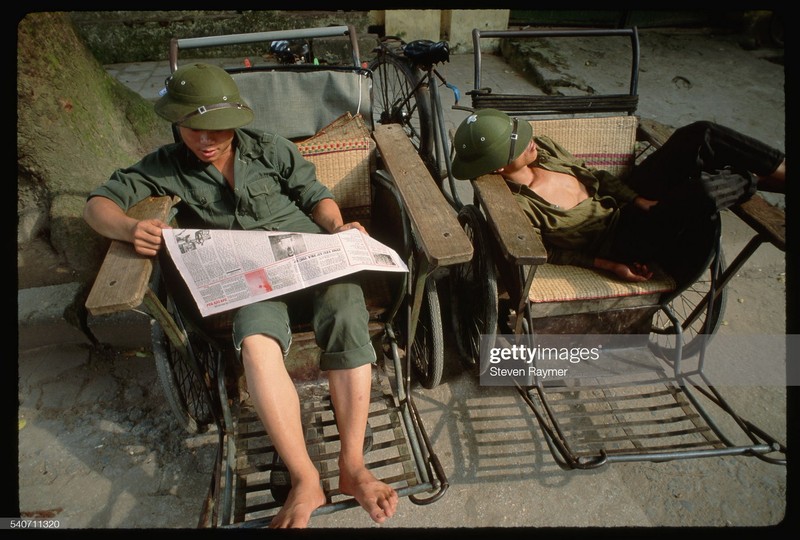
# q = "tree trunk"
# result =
<box><xmin>17</xmin><ymin>11</ymin><xmax>172</xmax><ymax>285</ymax></box>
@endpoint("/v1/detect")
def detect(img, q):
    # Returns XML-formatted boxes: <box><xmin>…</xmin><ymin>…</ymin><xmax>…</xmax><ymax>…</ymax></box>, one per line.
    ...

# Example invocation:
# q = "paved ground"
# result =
<box><xmin>16</xmin><ymin>26</ymin><xmax>791</xmax><ymax>531</ymax></box>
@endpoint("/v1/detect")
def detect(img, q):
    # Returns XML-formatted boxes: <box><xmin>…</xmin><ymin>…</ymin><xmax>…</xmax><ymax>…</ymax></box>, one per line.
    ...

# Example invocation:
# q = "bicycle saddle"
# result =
<box><xmin>403</xmin><ymin>40</ymin><xmax>450</xmax><ymax>67</ymax></box>
<box><xmin>269</xmin><ymin>39</ymin><xmax>311</xmax><ymax>64</ymax></box>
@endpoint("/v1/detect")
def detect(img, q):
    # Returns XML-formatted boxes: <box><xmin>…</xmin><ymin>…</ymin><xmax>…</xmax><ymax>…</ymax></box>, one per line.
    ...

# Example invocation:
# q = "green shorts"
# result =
<box><xmin>231</xmin><ymin>278</ymin><xmax>375</xmax><ymax>371</ymax></box>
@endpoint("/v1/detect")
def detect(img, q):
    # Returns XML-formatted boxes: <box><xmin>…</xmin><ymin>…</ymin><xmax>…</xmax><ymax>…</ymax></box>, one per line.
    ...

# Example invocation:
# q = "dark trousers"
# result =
<box><xmin>607</xmin><ymin>121</ymin><xmax>784</xmax><ymax>285</ymax></box>
<box><xmin>628</xmin><ymin>121</ymin><xmax>784</xmax><ymax>200</ymax></box>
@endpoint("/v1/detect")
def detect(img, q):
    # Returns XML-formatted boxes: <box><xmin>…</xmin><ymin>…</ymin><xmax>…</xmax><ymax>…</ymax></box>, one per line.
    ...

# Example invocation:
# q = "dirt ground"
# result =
<box><xmin>16</xmin><ymin>26</ymin><xmax>791</xmax><ymax>530</ymax></box>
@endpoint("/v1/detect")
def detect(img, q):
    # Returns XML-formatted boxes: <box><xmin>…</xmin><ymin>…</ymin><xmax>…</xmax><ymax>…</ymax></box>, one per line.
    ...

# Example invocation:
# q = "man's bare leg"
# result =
<box><xmin>328</xmin><ymin>364</ymin><xmax>399</xmax><ymax>523</ymax></box>
<box><xmin>240</xmin><ymin>334</ymin><xmax>325</xmax><ymax>528</ymax></box>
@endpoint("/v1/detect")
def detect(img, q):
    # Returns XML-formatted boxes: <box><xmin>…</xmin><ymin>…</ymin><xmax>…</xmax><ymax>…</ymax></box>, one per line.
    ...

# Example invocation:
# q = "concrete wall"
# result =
<box><xmin>443</xmin><ymin>9</ymin><xmax>510</xmax><ymax>53</ymax></box>
<box><xmin>376</xmin><ymin>9</ymin><xmax>510</xmax><ymax>52</ymax></box>
<box><xmin>73</xmin><ymin>10</ymin><xmax>513</xmax><ymax>63</ymax></box>
<box><xmin>383</xmin><ymin>9</ymin><xmax>442</xmax><ymax>42</ymax></box>
<box><xmin>72</xmin><ymin>11</ymin><xmax>376</xmax><ymax>64</ymax></box>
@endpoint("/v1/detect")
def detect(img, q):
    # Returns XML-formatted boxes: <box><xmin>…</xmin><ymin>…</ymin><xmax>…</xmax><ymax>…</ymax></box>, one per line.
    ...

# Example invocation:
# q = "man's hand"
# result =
<box><xmin>594</xmin><ymin>257</ymin><xmax>653</xmax><ymax>282</ymax></box>
<box><xmin>633</xmin><ymin>195</ymin><xmax>659</xmax><ymax>211</ymax></box>
<box><xmin>312</xmin><ymin>199</ymin><xmax>369</xmax><ymax>236</ymax></box>
<box><xmin>84</xmin><ymin>196</ymin><xmax>171</xmax><ymax>257</ymax></box>
<box><xmin>131</xmin><ymin>219</ymin><xmax>171</xmax><ymax>256</ymax></box>
<box><xmin>333</xmin><ymin>222</ymin><xmax>367</xmax><ymax>235</ymax></box>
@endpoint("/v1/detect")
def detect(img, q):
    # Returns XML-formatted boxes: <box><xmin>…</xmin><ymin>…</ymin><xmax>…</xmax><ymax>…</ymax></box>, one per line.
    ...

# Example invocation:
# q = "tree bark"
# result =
<box><xmin>17</xmin><ymin>11</ymin><xmax>172</xmax><ymax>283</ymax></box>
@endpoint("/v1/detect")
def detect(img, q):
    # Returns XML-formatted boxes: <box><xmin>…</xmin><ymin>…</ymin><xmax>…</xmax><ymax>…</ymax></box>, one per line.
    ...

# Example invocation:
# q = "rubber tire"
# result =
<box><xmin>404</xmin><ymin>279</ymin><xmax>445</xmax><ymax>389</ymax></box>
<box><xmin>368</xmin><ymin>52</ymin><xmax>436</xmax><ymax>176</ymax></box>
<box><xmin>152</xmin><ymin>299</ymin><xmax>216</xmax><ymax>434</ymax></box>
<box><xmin>450</xmin><ymin>205</ymin><xmax>499</xmax><ymax>378</ymax></box>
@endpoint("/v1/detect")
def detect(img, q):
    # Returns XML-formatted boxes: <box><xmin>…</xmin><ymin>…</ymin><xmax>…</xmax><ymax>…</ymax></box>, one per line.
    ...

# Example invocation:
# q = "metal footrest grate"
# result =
<box><xmin>518</xmin><ymin>357</ymin><xmax>784</xmax><ymax>468</ymax></box>
<box><xmin>470</xmin><ymin>92</ymin><xmax>639</xmax><ymax>115</ymax></box>
<box><xmin>526</xmin><ymin>373</ymin><xmax>721</xmax><ymax>463</ymax></box>
<box><xmin>221</xmin><ymin>369</ymin><xmax>422</xmax><ymax>526</ymax></box>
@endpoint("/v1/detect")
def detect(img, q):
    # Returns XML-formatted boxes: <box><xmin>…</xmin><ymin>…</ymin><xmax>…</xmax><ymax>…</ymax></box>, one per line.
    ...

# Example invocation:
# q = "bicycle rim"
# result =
<box><xmin>152</xmin><ymin>296</ymin><xmax>217</xmax><ymax>434</ymax></box>
<box><xmin>369</xmin><ymin>53</ymin><xmax>435</xmax><ymax>169</ymax></box>
<box><xmin>649</xmin><ymin>251</ymin><xmax>728</xmax><ymax>361</ymax></box>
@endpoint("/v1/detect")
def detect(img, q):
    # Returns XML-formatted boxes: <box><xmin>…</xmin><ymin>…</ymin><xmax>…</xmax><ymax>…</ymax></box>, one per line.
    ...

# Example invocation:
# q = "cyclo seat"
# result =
<box><xmin>403</xmin><ymin>40</ymin><xmax>450</xmax><ymax>67</ymax></box>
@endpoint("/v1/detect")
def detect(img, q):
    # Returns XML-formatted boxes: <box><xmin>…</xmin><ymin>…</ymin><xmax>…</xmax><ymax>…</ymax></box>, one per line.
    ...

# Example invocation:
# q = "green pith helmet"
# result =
<box><xmin>154</xmin><ymin>63</ymin><xmax>254</xmax><ymax>130</ymax></box>
<box><xmin>451</xmin><ymin>109</ymin><xmax>533</xmax><ymax>180</ymax></box>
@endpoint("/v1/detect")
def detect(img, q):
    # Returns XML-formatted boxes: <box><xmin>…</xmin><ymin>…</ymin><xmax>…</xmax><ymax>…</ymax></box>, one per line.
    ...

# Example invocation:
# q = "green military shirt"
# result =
<box><xmin>509</xmin><ymin>135</ymin><xmax>640</xmax><ymax>268</ymax></box>
<box><xmin>88</xmin><ymin>127</ymin><xmax>333</xmax><ymax>234</ymax></box>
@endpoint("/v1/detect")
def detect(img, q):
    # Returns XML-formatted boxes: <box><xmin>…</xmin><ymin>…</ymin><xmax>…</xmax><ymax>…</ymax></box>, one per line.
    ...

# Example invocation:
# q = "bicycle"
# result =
<box><xmin>368</xmin><ymin>37</ymin><xmax>499</xmax><ymax>376</ymax></box>
<box><xmin>368</xmin><ymin>37</ymin><xmax>465</xmax><ymax>210</ymax></box>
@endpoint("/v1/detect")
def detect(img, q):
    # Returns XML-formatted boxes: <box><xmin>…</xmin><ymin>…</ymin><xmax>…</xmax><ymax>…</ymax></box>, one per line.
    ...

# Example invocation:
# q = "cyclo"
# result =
<box><xmin>367</xmin><ymin>27</ymin><xmax>787</xmax><ymax>469</ymax></box>
<box><xmin>85</xmin><ymin>25</ymin><xmax>472</xmax><ymax>527</ymax></box>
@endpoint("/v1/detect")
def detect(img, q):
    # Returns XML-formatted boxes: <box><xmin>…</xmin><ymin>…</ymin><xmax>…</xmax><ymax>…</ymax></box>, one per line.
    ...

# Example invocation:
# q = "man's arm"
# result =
<box><xmin>311</xmin><ymin>198</ymin><xmax>366</xmax><ymax>235</ymax></box>
<box><xmin>594</xmin><ymin>169</ymin><xmax>639</xmax><ymax>204</ymax></box>
<box><xmin>84</xmin><ymin>196</ymin><xmax>170</xmax><ymax>257</ymax></box>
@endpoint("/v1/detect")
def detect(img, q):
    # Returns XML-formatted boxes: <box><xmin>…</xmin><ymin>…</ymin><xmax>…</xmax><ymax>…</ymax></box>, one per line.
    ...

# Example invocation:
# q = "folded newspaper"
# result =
<box><xmin>163</xmin><ymin>228</ymin><xmax>408</xmax><ymax>317</ymax></box>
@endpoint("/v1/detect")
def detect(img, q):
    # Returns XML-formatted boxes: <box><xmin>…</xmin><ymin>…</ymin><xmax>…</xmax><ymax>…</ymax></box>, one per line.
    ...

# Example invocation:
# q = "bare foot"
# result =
<box><xmin>757</xmin><ymin>158</ymin><xmax>786</xmax><ymax>193</ymax></box>
<box><xmin>269</xmin><ymin>477</ymin><xmax>326</xmax><ymax>528</ymax></box>
<box><xmin>339</xmin><ymin>466</ymin><xmax>398</xmax><ymax>524</ymax></box>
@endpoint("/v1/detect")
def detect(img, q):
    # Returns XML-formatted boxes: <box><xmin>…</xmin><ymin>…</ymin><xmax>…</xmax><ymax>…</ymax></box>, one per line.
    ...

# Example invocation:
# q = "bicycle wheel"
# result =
<box><xmin>369</xmin><ymin>52</ymin><xmax>436</xmax><ymax>173</ymax></box>
<box><xmin>649</xmin><ymin>250</ymin><xmax>728</xmax><ymax>361</ymax></box>
<box><xmin>400</xmin><ymin>278</ymin><xmax>444</xmax><ymax>389</ymax></box>
<box><xmin>450</xmin><ymin>204</ymin><xmax>499</xmax><ymax>377</ymax></box>
<box><xmin>412</xmin><ymin>279</ymin><xmax>445</xmax><ymax>389</ymax></box>
<box><xmin>152</xmin><ymin>297</ymin><xmax>217</xmax><ymax>434</ymax></box>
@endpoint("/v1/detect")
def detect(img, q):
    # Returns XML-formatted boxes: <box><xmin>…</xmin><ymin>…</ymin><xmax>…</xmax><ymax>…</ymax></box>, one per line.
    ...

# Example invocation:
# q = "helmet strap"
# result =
<box><xmin>175</xmin><ymin>101</ymin><xmax>252</xmax><ymax>127</ymax></box>
<box><xmin>506</xmin><ymin>116</ymin><xmax>519</xmax><ymax>165</ymax></box>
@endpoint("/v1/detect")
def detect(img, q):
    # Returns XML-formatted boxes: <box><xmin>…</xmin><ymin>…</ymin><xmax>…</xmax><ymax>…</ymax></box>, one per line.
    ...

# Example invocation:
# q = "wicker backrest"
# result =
<box><xmin>529</xmin><ymin>115</ymin><xmax>637</xmax><ymax>178</ymax></box>
<box><xmin>295</xmin><ymin>112</ymin><xmax>374</xmax><ymax>224</ymax></box>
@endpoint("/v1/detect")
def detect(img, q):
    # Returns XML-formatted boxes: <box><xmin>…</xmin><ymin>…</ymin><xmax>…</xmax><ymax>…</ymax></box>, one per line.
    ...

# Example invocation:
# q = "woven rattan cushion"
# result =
<box><xmin>299</xmin><ymin>111</ymin><xmax>372</xmax><ymax>144</ymax></box>
<box><xmin>295</xmin><ymin>113</ymin><xmax>374</xmax><ymax>212</ymax></box>
<box><xmin>528</xmin><ymin>263</ymin><xmax>675</xmax><ymax>316</ymax></box>
<box><xmin>529</xmin><ymin>115</ymin><xmax>637</xmax><ymax>177</ymax></box>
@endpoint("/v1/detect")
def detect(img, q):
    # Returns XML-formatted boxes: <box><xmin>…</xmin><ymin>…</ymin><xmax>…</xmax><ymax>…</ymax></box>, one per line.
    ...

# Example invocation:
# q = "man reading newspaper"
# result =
<box><xmin>83</xmin><ymin>63</ymin><xmax>399</xmax><ymax>528</ymax></box>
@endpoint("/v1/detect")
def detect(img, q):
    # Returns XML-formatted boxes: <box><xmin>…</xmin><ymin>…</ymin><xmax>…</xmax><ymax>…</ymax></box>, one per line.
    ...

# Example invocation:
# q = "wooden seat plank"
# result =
<box><xmin>472</xmin><ymin>173</ymin><xmax>546</xmax><ymax>265</ymax></box>
<box><xmin>373</xmin><ymin>124</ymin><xmax>473</xmax><ymax>267</ymax></box>
<box><xmin>85</xmin><ymin>196</ymin><xmax>179</xmax><ymax>316</ymax></box>
<box><xmin>732</xmin><ymin>194</ymin><xmax>786</xmax><ymax>251</ymax></box>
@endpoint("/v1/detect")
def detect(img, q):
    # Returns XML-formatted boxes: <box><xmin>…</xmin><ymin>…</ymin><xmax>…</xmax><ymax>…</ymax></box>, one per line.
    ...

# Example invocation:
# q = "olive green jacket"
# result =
<box><xmin>509</xmin><ymin>135</ymin><xmax>639</xmax><ymax>268</ymax></box>
<box><xmin>89</xmin><ymin>128</ymin><xmax>333</xmax><ymax>234</ymax></box>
